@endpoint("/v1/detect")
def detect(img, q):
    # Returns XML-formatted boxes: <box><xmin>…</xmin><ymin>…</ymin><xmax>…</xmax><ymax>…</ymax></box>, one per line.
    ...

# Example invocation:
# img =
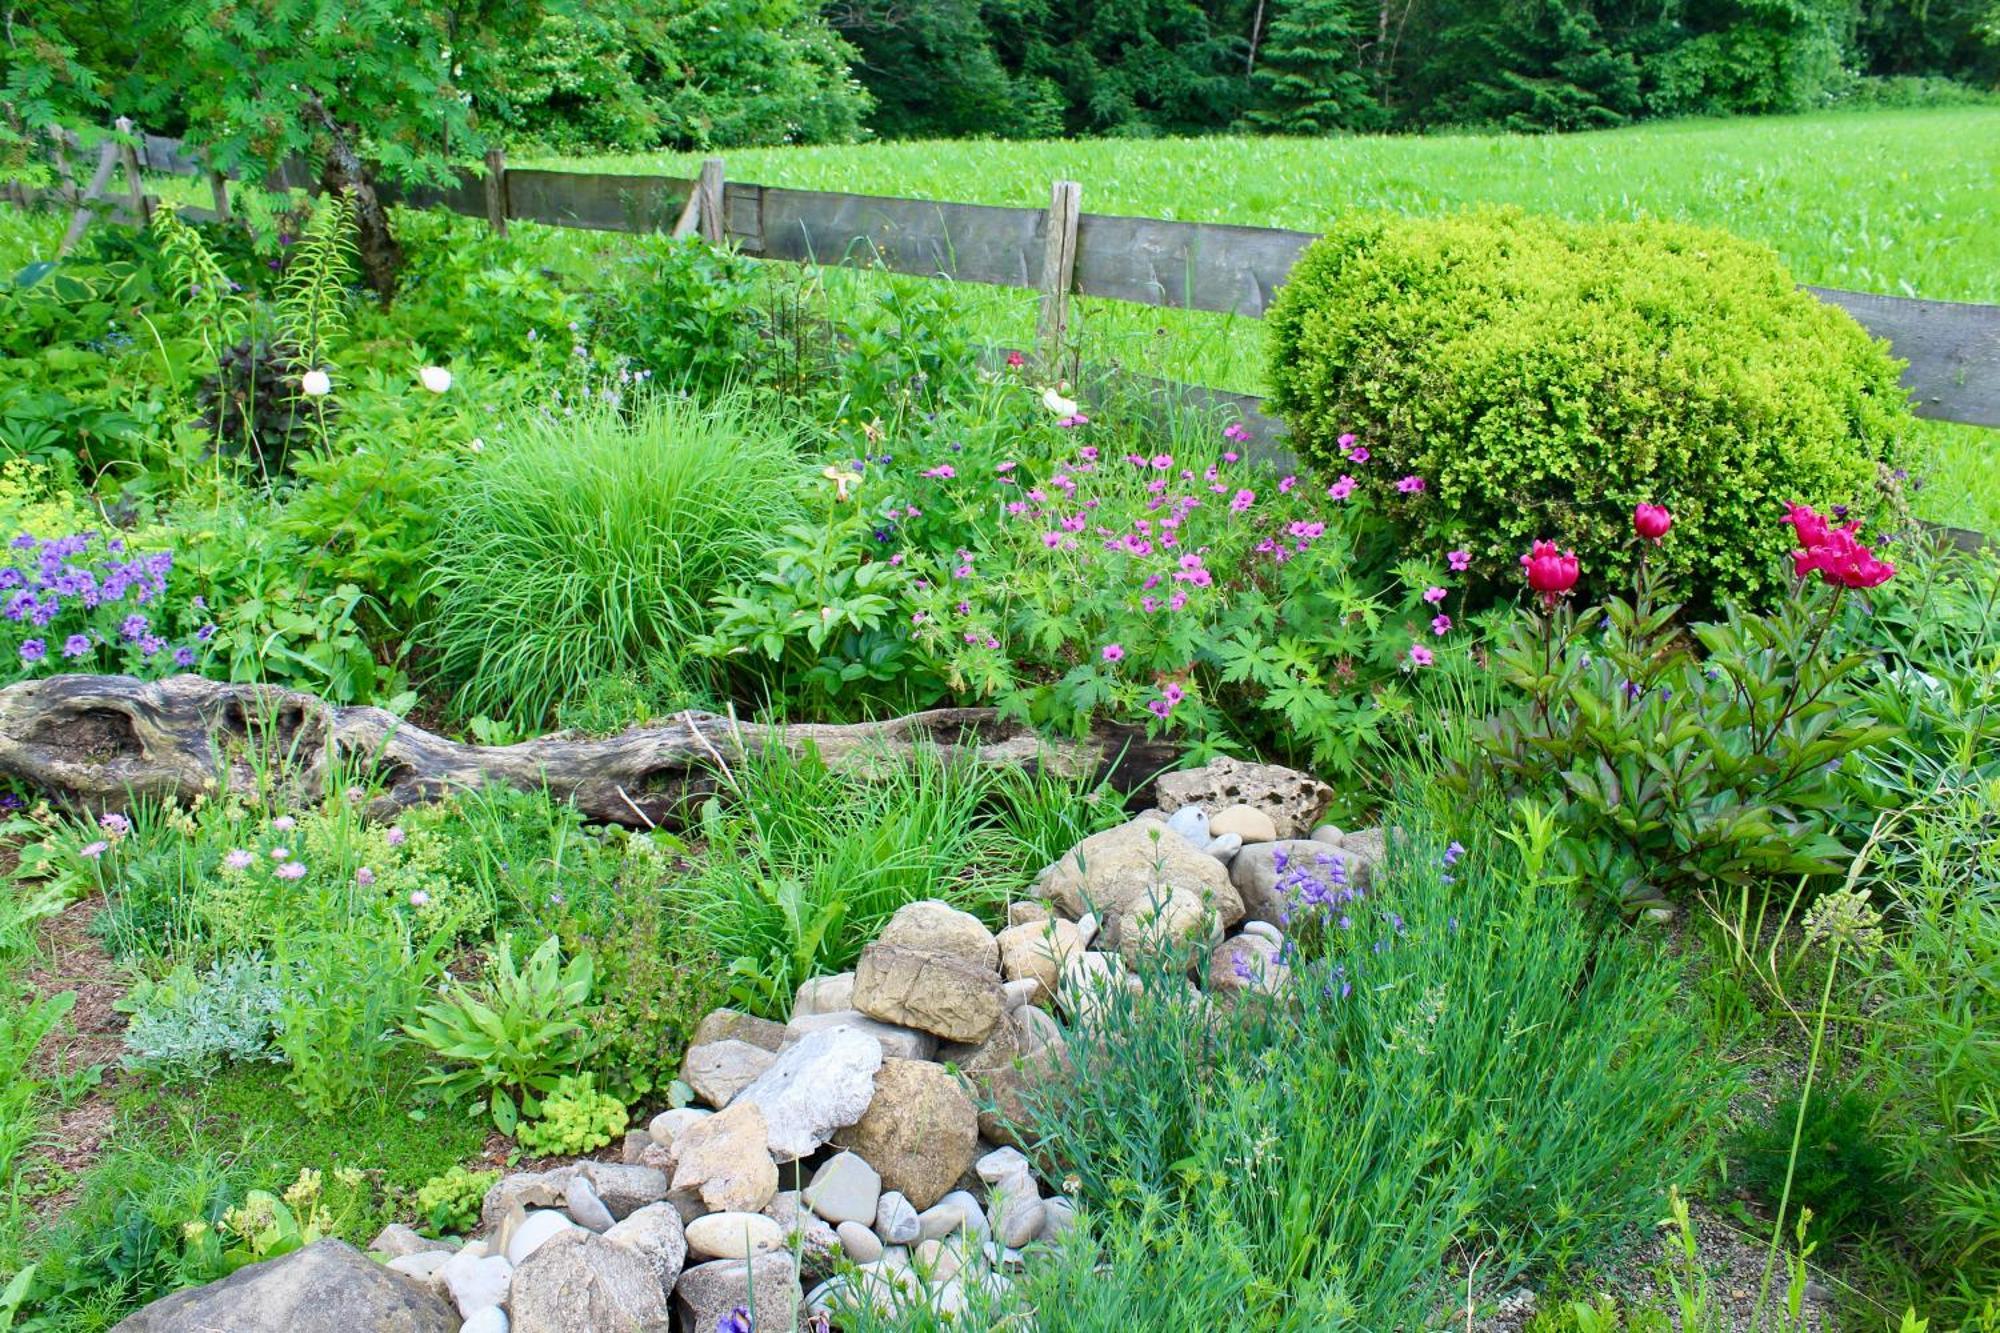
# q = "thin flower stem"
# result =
<box><xmin>1753</xmin><ymin>936</ymin><xmax>1841</xmax><ymax>1328</ymax></box>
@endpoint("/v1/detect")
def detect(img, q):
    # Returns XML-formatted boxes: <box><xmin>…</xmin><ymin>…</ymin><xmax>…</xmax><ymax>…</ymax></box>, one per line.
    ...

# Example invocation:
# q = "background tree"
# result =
<box><xmin>1242</xmin><ymin>0</ymin><xmax>1386</xmax><ymax>132</ymax></box>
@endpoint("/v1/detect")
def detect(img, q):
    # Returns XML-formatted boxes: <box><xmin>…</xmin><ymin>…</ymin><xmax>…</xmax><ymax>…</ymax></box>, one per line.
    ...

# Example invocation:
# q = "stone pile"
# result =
<box><xmin>111</xmin><ymin>757</ymin><xmax>1371</xmax><ymax>1333</ymax></box>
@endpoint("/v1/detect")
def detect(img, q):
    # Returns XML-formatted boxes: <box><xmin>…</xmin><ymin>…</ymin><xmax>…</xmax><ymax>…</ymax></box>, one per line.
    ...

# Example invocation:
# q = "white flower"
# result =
<box><xmin>418</xmin><ymin>365</ymin><xmax>453</xmax><ymax>394</ymax></box>
<box><xmin>469</xmin><ymin>437</ymin><xmax>484</xmax><ymax>453</ymax></box>
<box><xmin>1041</xmin><ymin>387</ymin><xmax>1080</xmax><ymax>417</ymax></box>
<box><xmin>299</xmin><ymin>369</ymin><xmax>332</xmax><ymax>397</ymax></box>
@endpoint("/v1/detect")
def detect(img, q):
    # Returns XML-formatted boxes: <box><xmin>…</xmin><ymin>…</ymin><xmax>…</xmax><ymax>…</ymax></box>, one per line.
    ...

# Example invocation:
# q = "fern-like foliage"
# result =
<box><xmin>276</xmin><ymin>192</ymin><xmax>357</xmax><ymax>372</ymax></box>
<box><xmin>151</xmin><ymin>202</ymin><xmax>247</xmax><ymax>345</ymax></box>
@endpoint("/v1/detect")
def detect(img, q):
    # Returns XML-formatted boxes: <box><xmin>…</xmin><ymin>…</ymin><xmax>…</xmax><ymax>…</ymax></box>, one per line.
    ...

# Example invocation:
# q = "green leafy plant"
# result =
<box><xmin>1731</xmin><ymin>1081</ymin><xmax>1907</xmax><ymax>1246</ymax></box>
<box><xmin>403</xmin><ymin>933</ymin><xmax>597</xmax><ymax>1132</ymax></box>
<box><xmin>1454</xmin><ymin>512</ymin><xmax>1896</xmax><ymax>910</ymax></box>
<box><xmin>413</xmin><ymin>1165</ymin><xmax>500</xmax><ymax>1236</ymax></box>
<box><xmin>513</xmin><ymin>1074</ymin><xmax>627</xmax><ymax>1157</ymax></box>
<box><xmin>1265</xmin><ymin>208</ymin><xmax>1913</xmax><ymax>604</ymax></box>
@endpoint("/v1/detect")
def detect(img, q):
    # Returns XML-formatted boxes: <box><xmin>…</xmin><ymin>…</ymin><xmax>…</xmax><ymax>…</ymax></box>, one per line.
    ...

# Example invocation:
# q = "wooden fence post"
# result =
<box><xmin>113</xmin><ymin>117</ymin><xmax>151</xmax><ymax>225</ymax></box>
<box><xmin>1037</xmin><ymin>178</ymin><xmax>1082</xmax><ymax>372</ymax></box>
<box><xmin>58</xmin><ymin>140</ymin><xmax>120</xmax><ymax>256</ymax></box>
<box><xmin>697</xmin><ymin>157</ymin><xmax>725</xmax><ymax>244</ymax></box>
<box><xmin>483</xmin><ymin>146</ymin><xmax>508</xmax><ymax>237</ymax></box>
<box><xmin>208</xmin><ymin>167</ymin><xmax>232</xmax><ymax>222</ymax></box>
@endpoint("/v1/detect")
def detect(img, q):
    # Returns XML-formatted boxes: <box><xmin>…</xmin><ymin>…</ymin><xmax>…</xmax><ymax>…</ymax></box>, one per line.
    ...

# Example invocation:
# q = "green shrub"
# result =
<box><xmin>1265</xmin><ymin>209</ymin><xmax>1914</xmax><ymax>603</ymax></box>
<box><xmin>1730</xmin><ymin>1081</ymin><xmax>1908</xmax><ymax>1247</ymax></box>
<box><xmin>423</xmin><ymin>395</ymin><xmax>802</xmax><ymax>727</ymax></box>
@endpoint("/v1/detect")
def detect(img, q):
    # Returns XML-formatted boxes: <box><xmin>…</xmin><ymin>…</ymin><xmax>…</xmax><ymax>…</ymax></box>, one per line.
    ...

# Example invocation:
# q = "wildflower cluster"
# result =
<box><xmin>1</xmin><ymin>529</ymin><xmax>215</xmax><ymax>678</ymax></box>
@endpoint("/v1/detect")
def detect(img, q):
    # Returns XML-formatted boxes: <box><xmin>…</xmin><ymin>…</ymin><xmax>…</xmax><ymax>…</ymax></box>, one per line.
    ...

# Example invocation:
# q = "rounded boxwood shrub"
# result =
<box><xmin>1265</xmin><ymin>208</ymin><xmax>1914</xmax><ymax>601</ymax></box>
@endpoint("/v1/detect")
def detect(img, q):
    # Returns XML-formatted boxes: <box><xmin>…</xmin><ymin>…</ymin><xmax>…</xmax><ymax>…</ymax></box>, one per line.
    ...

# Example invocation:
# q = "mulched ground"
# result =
<box><xmin>20</xmin><ymin>893</ymin><xmax>129</xmax><ymax>1217</ymax></box>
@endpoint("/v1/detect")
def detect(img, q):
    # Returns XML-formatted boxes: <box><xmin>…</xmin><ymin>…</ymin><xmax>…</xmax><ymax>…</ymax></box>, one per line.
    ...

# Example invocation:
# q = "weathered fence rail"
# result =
<box><xmin>11</xmin><ymin>130</ymin><xmax>2000</xmax><ymax>432</ymax></box>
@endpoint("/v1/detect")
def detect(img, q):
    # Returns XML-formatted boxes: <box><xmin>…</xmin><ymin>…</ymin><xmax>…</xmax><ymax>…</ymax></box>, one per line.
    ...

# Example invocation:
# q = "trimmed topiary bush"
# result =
<box><xmin>1265</xmin><ymin>208</ymin><xmax>1914</xmax><ymax>602</ymax></box>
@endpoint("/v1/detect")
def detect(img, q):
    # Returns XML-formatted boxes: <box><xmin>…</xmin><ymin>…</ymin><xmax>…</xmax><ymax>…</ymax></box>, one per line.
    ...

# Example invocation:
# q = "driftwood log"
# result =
<box><xmin>0</xmin><ymin>674</ymin><xmax>1176</xmax><ymax>828</ymax></box>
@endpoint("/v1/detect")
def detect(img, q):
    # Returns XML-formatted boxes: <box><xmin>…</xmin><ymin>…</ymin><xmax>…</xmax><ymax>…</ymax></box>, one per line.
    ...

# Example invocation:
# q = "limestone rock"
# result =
<box><xmin>1005</xmin><ymin>901</ymin><xmax>1051</xmax><ymax>928</ymax></box>
<box><xmin>1116</xmin><ymin>885</ymin><xmax>1211</xmax><ymax>965</ymax></box>
<box><xmin>601</xmin><ymin>1202</ymin><xmax>688</xmax><ymax>1296</ymax></box>
<box><xmin>1230</xmin><ymin>840</ymin><xmax>1368</xmax><ymax>926</ymax></box>
<box><xmin>441</xmin><ymin>1250</ymin><xmax>513</xmax><ymax>1319</ymax></box>
<box><xmin>1038</xmin><ymin>819</ymin><xmax>1243</xmax><ymax>949</ymax></box>
<box><xmin>647</xmin><ymin>1107</ymin><xmax>709</xmax><ymax>1149</ymax></box>
<box><xmin>1164</xmin><ymin>805</ymin><xmax>1210</xmax><ymax>847</ymax></box>
<box><xmin>668</xmin><ymin>1100</ymin><xmax>779</xmax><ymax>1213</ymax></box>
<box><xmin>502</xmin><ymin>1209</ymin><xmax>577</xmax><ymax>1267</ymax></box>
<box><xmin>510</xmin><ymin>1229</ymin><xmax>670</xmax><ymax>1333</ymax></box>
<box><xmin>791</xmin><ymin>972</ymin><xmax>855</xmax><ymax>1018</ymax></box>
<box><xmin>691</xmin><ymin>1007</ymin><xmax>788</xmax><ymax>1053</ymax></box>
<box><xmin>564</xmin><ymin>1173</ymin><xmax>616</xmax><ymax>1232</ymax></box>
<box><xmin>940</xmin><ymin>1007</ymin><xmax>1058</xmax><ymax>1148</ymax></box>
<box><xmin>369</xmin><ymin>1224</ymin><xmax>438</xmax><ymax>1259</ymax></box>
<box><xmin>836</xmin><ymin>1220</ymin><xmax>883</xmax><ymax>1263</ymax></box>
<box><xmin>1340</xmin><ymin>826</ymin><xmax>1387</xmax><ymax>867</ymax></box>
<box><xmin>681</xmin><ymin>1039</ymin><xmax>777</xmax><ymax>1109</ymax></box>
<box><xmin>1154</xmin><ymin>756</ymin><xmax>1333</xmax><ymax>840</ymax></box>
<box><xmin>479</xmin><ymin>1167</ymin><xmax>576</xmax><ymax>1238</ymax></box>
<box><xmin>832</xmin><ymin>1058</ymin><xmax>978</xmax><ymax>1210</ymax></box>
<box><xmin>684</xmin><ymin>1211</ymin><xmax>786</xmax><ymax>1261</ymax></box>
<box><xmin>674</xmin><ymin>1255</ymin><xmax>801</xmax><ymax>1333</ymax></box>
<box><xmin>109</xmin><ymin>1240</ymin><xmax>458</xmax><ymax>1333</ymax></box>
<box><xmin>784</xmin><ymin>1008</ymin><xmax>936</xmax><ymax>1060</ymax></box>
<box><xmin>1209</xmin><ymin>933</ymin><xmax>1289</xmax><ymax>1003</ymax></box>
<box><xmin>803</xmin><ymin>1151</ymin><xmax>881</xmax><ymax>1225</ymax></box>
<box><xmin>995</xmin><ymin>919</ymin><xmax>1083</xmax><ymax>1010</ymax></box>
<box><xmin>1205</xmin><ymin>832</ymin><xmax>1243</xmax><ymax>862</ymax></box>
<box><xmin>730</xmin><ymin>1023</ymin><xmax>884</xmax><ymax>1160</ymax></box>
<box><xmin>852</xmin><ymin>943</ymin><xmax>1004</xmax><ymax>1045</ymax></box>
<box><xmin>874</xmin><ymin>1190</ymin><xmax>920</xmax><ymax>1244</ymax></box>
<box><xmin>579</xmin><ymin>1162</ymin><xmax>670</xmax><ymax>1219</ymax></box>
<box><xmin>873</xmin><ymin>899</ymin><xmax>999</xmax><ymax>973</ymax></box>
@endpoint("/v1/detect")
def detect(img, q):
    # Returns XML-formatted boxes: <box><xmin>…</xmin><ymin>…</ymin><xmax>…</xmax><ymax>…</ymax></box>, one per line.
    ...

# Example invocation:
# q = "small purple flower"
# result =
<box><xmin>386</xmin><ymin>827</ymin><xmax>407</xmax><ymax>847</ymax></box>
<box><xmin>138</xmin><ymin>634</ymin><xmax>165</xmax><ymax>657</ymax></box>
<box><xmin>274</xmin><ymin>861</ymin><xmax>307</xmax><ymax>880</ymax></box>
<box><xmin>223</xmin><ymin>848</ymin><xmax>254</xmax><ymax>871</ymax></box>
<box><xmin>119</xmin><ymin>613</ymin><xmax>148</xmax><ymax>641</ymax></box>
<box><xmin>716</xmin><ymin>1308</ymin><xmax>753</xmax><ymax>1333</ymax></box>
<box><xmin>1422</xmin><ymin>586</ymin><xmax>1447</xmax><ymax>604</ymax></box>
<box><xmin>18</xmin><ymin>638</ymin><xmax>45</xmax><ymax>664</ymax></box>
<box><xmin>1395</xmin><ymin>475</ymin><xmax>1426</xmax><ymax>494</ymax></box>
<box><xmin>80</xmin><ymin>840</ymin><xmax>110</xmax><ymax>858</ymax></box>
<box><xmin>1101</xmin><ymin>643</ymin><xmax>1124</xmax><ymax>663</ymax></box>
<box><xmin>1442</xmin><ymin>841</ymin><xmax>1466</xmax><ymax>868</ymax></box>
<box><xmin>1447</xmin><ymin>549</ymin><xmax>1471</xmax><ymax>572</ymax></box>
<box><xmin>172</xmin><ymin>646</ymin><xmax>196</xmax><ymax>667</ymax></box>
<box><xmin>356</xmin><ymin>867</ymin><xmax>376</xmax><ymax>887</ymax></box>
<box><xmin>62</xmin><ymin>634</ymin><xmax>91</xmax><ymax>659</ymax></box>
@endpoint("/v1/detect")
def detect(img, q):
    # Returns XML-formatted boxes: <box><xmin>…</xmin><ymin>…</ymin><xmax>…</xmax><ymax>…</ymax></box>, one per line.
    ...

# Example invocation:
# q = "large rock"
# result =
<box><xmin>691</xmin><ymin>1008</ymin><xmax>788</xmax><ymax>1052</ymax></box>
<box><xmin>872</xmin><ymin>899</ymin><xmax>1000</xmax><ymax>972</ymax></box>
<box><xmin>832</xmin><ymin>1058</ymin><xmax>978</xmax><ymax>1210</ymax></box>
<box><xmin>852</xmin><ymin>943</ymin><xmax>1004</xmax><ymax>1044</ymax></box>
<box><xmin>1115</xmin><ymin>885</ymin><xmax>1211</xmax><ymax>965</ymax></box>
<box><xmin>579</xmin><ymin>1162</ymin><xmax>670</xmax><ymax>1219</ymax></box>
<box><xmin>674</xmin><ymin>1255</ymin><xmax>801</xmax><ymax>1332</ymax></box>
<box><xmin>1154</xmin><ymin>756</ymin><xmax>1333</xmax><ymax>840</ymax></box>
<box><xmin>668</xmin><ymin>1100</ymin><xmax>779</xmax><ymax>1213</ymax></box>
<box><xmin>1229</xmin><ymin>840</ymin><xmax>1368</xmax><ymax>926</ymax></box>
<box><xmin>602</xmin><ymin>1202</ymin><xmax>688</xmax><ymax>1295</ymax></box>
<box><xmin>731</xmin><ymin>1023</ymin><xmax>884</xmax><ymax>1160</ymax></box>
<box><xmin>110</xmin><ymin>1239</ymin><xmax>457</xmax><ymax>1333</ymax></box>
<box><xmin>686</xmin><ymin>1211</ymin><xmax>786</xmax><ymax>1261</ymax></box>
<box><xmin>803</xmin><ymin>1151</ymin><xmax>881</xmax><ymax>1225</ymax></box>
<box><xmin>510</xmin><ymin>1229</ymin><xmax>671</xmax><ymax>1333</ymax></box>
<box><xmin>783</xmin><ymin>1008</ymin><xmax>936</xmax><ymax>1061</ymax></box>
<box><xmin>1038</xmin><ymin>819</ymin><xmax>1243</xmax><ymax>949</ymax></box>
<box><xmin>681</xmin><ymin>1039</ymin><xmax>777</xmax><ymax>1108</ymax></box>
<box><xmin>995</xmin><ymin>919</ymin><xmax>1083</xmax><ymax>1010</ymax></box>
<box><xmin>940</xmin><ymin>1006</ymin><xmax>1057</xmax><ymax>1148</ymax></box>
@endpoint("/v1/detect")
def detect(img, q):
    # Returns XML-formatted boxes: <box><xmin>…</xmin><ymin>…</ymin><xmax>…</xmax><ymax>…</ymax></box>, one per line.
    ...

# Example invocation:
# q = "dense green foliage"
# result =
<box><xmin>1266</xmin><ymin>209</ymin><xmax>1912</xmax><ymax>602</ymax></box>
<box><xmin>423</xmin><ymin>397</ymin><xmax>802</xmax><ymax>728</ymax></box>
<box><xmin>832</xmin><ymin>0</ymin><xmax>1999</xmax><ymax>139</ymax></box>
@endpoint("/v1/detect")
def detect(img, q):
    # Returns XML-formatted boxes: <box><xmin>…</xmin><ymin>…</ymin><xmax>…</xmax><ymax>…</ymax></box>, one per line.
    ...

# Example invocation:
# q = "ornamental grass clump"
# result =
<box><xmin>1265</xmin><ymin>208</ymin><xmax>1913</xmax><ymax>604</ymax></box>
<box><xmin>424</xmin><ymin>394</ymin><xmax>802</xmax><ymax>727</ymax></box>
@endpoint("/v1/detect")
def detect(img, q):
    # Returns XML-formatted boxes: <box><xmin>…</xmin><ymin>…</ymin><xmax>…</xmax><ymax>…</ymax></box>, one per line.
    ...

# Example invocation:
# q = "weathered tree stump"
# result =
<box><xmin>0</xmin><ymin>675</ymin><xmax>1174</xmax><ymax>827</ymax></box>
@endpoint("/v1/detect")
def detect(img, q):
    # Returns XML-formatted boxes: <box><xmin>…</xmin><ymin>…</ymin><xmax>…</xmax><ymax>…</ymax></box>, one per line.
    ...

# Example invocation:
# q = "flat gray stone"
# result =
<box><xmin>874</xmin><ymin>1190</ymin><xmax>920</xmax><ymax>1244</ymax></box>
<box><xmin>803</xmin><ymin>1151</ymin><xmax>881</xmax><ymax>1225</ymax></box>
<box><xmin>108</xmin><ymin>1240</ymin><xmax>459</xmax><ymax>1333</ymax></box>
<box><xmin>836</xmin><ymin>1220</ymin><xmax>882</xmax><ymax>1263</ymax></box>
<box><xmin>732</xmin><ymin>1024</ymin><xmax>884</xmax><ymax>1161</ymax></box>
<box><xmin>783</xmin><ymin>1008</ymin><xmax>937</xmax><ymax>1060</ymax></box>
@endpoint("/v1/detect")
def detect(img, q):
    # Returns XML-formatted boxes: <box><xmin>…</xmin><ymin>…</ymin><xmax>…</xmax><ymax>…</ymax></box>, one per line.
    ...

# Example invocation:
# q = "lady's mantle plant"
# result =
<box><xmin>1455</xmin><ymin>502</ymin><xmax>1899</xmax><ymax>912</ymax></box>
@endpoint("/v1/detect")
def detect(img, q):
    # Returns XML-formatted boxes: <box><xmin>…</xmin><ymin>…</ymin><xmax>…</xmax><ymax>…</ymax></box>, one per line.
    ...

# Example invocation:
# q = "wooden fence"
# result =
<box><xmin>10</xmin><ymin>129</ymin><xmax>2000</xmax><ymax>443</ymax></box>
